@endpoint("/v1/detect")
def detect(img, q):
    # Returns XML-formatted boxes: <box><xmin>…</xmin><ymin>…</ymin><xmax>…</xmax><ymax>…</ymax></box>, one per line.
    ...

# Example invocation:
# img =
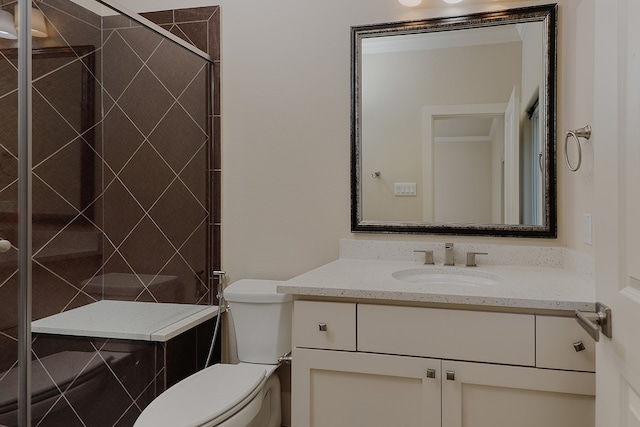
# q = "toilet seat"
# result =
<box><xmin>134</xmin><ymin>363</ymin><xmax>271</xmax><ymax>427</ymax></box>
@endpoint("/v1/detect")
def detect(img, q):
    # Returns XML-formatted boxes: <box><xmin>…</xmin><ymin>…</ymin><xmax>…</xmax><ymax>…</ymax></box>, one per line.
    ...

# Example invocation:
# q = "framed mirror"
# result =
<box><xmin>351</xmin><ymin>4</ymin><xmax>557</xmax><ymax>237</ymax></box>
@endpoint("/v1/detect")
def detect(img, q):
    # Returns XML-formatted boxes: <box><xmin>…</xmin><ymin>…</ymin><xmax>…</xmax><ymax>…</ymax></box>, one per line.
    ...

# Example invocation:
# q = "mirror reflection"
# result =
<box><xmin>352</xmin><ymin>4</ymin><xmax>557</xmax><ymax>237</ymax></box>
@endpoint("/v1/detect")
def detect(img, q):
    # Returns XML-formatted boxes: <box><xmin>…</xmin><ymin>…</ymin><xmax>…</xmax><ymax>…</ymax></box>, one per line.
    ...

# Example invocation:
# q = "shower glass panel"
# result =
<box><xmin>0</xmin><ymin>0</ymin><xmax>214</xmax><ymax>424</ymax></box>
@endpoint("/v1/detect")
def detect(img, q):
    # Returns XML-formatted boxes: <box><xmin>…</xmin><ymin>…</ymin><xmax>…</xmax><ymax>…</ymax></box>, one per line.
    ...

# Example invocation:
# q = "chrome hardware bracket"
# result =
<box><xmin>211</xmin><ymin>270</ymin><xmax>226</xmax><ymax>305</ymax></box>
<box><xmin>278</xmin><ymin>351</ymin><xmax>292</xmax><ymax>364</ymax></box>
<box><xmin>575</xmin><ymin>302</ymin><xmax>612</xmax><ymax>342</ymax></box>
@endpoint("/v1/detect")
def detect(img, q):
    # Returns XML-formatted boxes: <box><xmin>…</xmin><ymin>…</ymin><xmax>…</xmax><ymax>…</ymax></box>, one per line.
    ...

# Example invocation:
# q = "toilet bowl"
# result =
<box><xmin>134</xmin><ymin>279</ymin><xmax>292</xmax><ymax>427</ymax></box>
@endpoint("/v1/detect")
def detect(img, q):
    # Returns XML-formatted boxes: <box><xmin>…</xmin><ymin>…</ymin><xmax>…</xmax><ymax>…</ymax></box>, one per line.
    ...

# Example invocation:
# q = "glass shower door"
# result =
<box><xmin>0</xmin><ymin>0</ymin><xmax>215</xmax><ymax>424</ymax></box>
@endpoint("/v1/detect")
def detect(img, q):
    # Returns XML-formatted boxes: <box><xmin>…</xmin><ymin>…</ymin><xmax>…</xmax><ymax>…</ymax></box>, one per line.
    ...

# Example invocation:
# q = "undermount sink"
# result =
<box><xmin>391</xmin><ymin>268</ymin><xmax>501</xmax><ymax>287</ymax></box>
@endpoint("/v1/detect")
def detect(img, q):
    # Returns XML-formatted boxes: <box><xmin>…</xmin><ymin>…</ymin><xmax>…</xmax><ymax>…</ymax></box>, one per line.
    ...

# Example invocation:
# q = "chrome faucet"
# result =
<box><xmin>466</xmin><ymin>252</ymin><xmax>488</xmax><ymax>267</ymax></box>
<box><xmin>444</xmin><ymin>243</ymin><xmax>455</xmax><ymax>266</ymax></box>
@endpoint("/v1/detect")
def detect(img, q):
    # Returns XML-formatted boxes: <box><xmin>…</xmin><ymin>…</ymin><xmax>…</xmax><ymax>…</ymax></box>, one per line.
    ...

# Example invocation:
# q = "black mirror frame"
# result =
<box><xmin>350</xmin><ymin>3</ymin><xmax>557</xmax><ymax>238</ymax></box>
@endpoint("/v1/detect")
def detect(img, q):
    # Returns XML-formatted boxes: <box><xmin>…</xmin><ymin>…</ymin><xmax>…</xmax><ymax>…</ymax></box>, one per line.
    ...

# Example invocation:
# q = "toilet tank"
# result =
<box><xmin>224</xmin><ymin>279</ymin><xmax>292</xmax><ymax>364</ymax></box>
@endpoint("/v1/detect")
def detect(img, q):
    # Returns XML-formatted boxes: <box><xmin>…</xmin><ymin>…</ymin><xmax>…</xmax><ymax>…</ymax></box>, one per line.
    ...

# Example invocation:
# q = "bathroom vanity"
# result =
<box><xmin>279</xmin><ymin>240</ymin><xmax>596</xmax><ymax>427</ymax></box>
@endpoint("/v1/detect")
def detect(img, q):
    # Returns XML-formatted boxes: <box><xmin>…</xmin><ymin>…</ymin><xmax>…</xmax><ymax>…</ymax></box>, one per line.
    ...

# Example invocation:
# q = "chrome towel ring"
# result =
<box><xmin>564</xmin><ymin>125</ymin><xmax>592</xmax><ymax>171</ymax></box>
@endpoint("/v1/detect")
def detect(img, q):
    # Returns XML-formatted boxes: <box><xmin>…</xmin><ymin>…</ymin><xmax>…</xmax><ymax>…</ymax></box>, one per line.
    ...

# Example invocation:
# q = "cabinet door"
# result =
<box><xmin>442</xmin><ymin>360</ymin><xmax>595</xmax><ymax>427</ymax></box>
<box><xmin>292</xmin><ymin>348</ymin><xmax>441</xmax><ymax>427</ymax></box>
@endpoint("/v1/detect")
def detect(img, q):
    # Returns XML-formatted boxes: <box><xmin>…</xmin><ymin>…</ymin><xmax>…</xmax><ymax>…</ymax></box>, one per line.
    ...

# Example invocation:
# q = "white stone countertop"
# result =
<box><xmin>277</xmin><ymin>258</ymin><xmax>596</xmax><ymax>312</ymax></box>
<box><xmin>31</xmin><ymin>300</ymin><xmax>220</xmax><ymax>342</ymax></box>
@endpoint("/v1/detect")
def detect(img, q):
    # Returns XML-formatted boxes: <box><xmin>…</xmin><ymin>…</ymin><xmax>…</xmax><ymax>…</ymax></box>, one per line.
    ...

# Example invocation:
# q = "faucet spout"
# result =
<box><xmin>444</xmin><ymin>243</ymin><xmax>455</xmax><ymax>266</ymax></box>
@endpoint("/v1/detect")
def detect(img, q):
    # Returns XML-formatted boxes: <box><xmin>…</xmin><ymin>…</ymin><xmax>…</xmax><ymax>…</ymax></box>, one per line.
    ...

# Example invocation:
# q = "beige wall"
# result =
<box><xmin>361</xmin><ymin>42</ymin><xmax>521</xmax><ymax>222</ymax></box>
<box><xmin>126</xmin><ymin>0</ymin><xmax>597</xmax><ymax>282</ymax></box>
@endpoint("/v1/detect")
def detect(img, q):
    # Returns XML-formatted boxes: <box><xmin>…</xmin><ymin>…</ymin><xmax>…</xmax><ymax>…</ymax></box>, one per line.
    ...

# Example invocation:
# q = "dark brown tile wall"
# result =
<box><xmin>0</xmin><ymin>2</ymin><xmax>220</xmax><ymax>426</ymax></box>
<box><xmin>142</xmin><ymin>6</ymin><xmax>221</xmax><ymax>275</ymax></box>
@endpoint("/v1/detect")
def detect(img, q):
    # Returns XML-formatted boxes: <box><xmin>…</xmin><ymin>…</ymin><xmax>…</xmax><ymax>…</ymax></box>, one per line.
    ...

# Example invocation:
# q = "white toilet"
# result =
<box><xmin>134</xmin><ymin>279</ymin><xmax>292</xmax><ymax>427</ymax></box>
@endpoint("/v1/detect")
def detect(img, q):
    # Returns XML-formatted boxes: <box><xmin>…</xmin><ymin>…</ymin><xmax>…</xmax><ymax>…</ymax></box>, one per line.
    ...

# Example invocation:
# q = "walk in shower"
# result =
<box><xmin>0</xmin><ymin>0</ymin><xmax>219</xmax><ymax>425</ymax></box>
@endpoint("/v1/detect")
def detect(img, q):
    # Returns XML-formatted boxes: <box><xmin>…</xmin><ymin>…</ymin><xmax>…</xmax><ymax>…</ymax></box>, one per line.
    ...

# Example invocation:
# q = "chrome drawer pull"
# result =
<box><xmin>573</xmin><ymin>341</ymin><xmax>586</xmax><ymax>352</ymax></box>
<box><xmin>446</xmin><ymin>371</ymin><xmax>455</xmax><ymax>381</ymax></box>
<box><xmin>426</xmin><ymin>369</ymin><xmax>436</xmax><ymax>379</ymax></box>
<box><xmin>318</xmin><ymin>323</ymin><xmax>327</xmax><ymax>332</ymax></box>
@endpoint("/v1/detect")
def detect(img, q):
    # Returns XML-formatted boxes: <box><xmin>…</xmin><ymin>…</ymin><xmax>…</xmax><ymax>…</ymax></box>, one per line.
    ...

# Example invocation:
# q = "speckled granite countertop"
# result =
<box><xmin>32</xmin><ymin>300</ymin><xmax>220</xmax><ymax>342</ymax></box>
<box><xmin>277</xmin><ymin>240</ymin><xmax>596</xmax><ymax>313</ymax></box>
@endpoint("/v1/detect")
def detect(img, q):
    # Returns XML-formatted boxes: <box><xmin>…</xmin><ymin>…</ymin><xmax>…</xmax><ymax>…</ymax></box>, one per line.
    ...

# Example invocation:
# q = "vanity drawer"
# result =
<box><xmin>293</xmin><ymin>301</ymin><xmax>356</xmax><ymax>351</ymax></box>
<box><xmin>358</xmin><ymin>304</ymin><xmax>535</xmax><ymax>366</ymax></box>
<box><xmin>536</xmin><ymin>316</ymin><xmax>595</xmax><ymax>372</ymax></box>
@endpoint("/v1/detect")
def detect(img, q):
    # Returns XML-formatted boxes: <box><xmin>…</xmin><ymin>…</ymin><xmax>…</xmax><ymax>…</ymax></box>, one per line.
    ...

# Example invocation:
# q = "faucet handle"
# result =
<box><xmin>466</xmin><ymin>252</ymin><xmax>488</xmax><ymax>267</ymax></box>
<box><xmin>414</xmin><ymin>250</ymin><xmax>434</xmax><ymax>265</ymax></box>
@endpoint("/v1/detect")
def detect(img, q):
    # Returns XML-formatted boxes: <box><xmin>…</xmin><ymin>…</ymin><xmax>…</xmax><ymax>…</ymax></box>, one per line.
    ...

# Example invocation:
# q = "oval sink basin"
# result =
<box><xmin>392</xmin><ymin>268</ymin><xmax>501</xmax><ymax>286</ymax></box>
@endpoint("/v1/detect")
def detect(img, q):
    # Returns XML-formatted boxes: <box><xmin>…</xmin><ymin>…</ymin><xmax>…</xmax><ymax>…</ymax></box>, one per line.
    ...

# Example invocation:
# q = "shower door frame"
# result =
<box><xmin>17</xmin><ymin>0</ymin><xmax>33</xmax><ymax>425</ymax></box>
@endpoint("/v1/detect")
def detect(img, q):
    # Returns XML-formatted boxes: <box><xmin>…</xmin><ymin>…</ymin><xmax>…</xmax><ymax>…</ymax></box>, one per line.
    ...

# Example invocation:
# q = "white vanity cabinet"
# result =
<box><xmin>291</xmin><ymin>301</ymin><xmax>595</xmax><ymax>427</ymax></box>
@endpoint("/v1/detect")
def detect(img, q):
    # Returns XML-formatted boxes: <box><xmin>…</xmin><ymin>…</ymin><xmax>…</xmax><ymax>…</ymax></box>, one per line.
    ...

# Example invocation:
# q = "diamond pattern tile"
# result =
<box><xmin>118</xmin><ymin>216</ymin><xmax>176</xmax><ymax>275</ymax></box>
<box><xmin>175</xmin><ymin>22</ymin><xmax>209</xmax><ymax>54</ymax></box>
<box><xmin>146</xmin><ymin>38</ymin><xmax>205</xmax><ymax>98</ymax></box>
<box><xmin>32</xmin><ymin>90</ymin><xmax>79</xmax><ymax>166</ymax></box>
<box><xmin>178</xmin><ymin>144</ymin><xmax>208</xmax><ymax>207</ymax></box>
<box><xmin>150</xmin><ymin>179</ymin><xmax>207</xmax><ymax>250</ymax></box>
<box><xmin>148</xmin><ymin>103</ymin><xmax>207</xmax><ymax>173</ymax></box>
<box><xmin>102</xmin><ymin>105</ymin><xmax>146</xmax><ymax>174</ymax></box>
<box><xmin>117</xmin><ymin>26</ymin><xmax>164</xmax><ymax>63</ymax></box>
<box><xmin>103</xmin><ymin>178</ymin><xmax>146</xmax><ymax>247</ymax></box>
<box><xmin>117</xmin><ymin>142</ymin><xmax>175</xmax><ymax>211</ymax></box>
<box><xmin>33</xmin><ymin>136</ymin><xmax>99</xmax><ymax>214</ymax></box>
<box><xmin>0</xmin><ymin>3</ymin><xmax>219</xmax><ymax>426</ymax></box>
<box><xmin>32</xmin><ymin>49</ymin><xmax>99</xmax><ymax>135</ymax></box>
<box><xmin>117</xmin><ymin>67</ymin><xmax>174</xmax><ymax>137</ymax></box>
<box><xmin>102</xmin><ymin>32</ymin><xmax>144</xmax><ymax>102</ymax></box>
<box><xmin>179</xmin><ymin>67</ymin><xmax>210</xmax><ymax>131</ymax></box>
<box><xmin>35</xmin><ymin>2</ymin><xmax>102</xmax><ymax>60</ymax></box>
<box><xmin>0</xmin><ymin>52</ymin><xmax>18</xmax><ymax>98</ymax></box>
<box><xmin>32</xmin><ymin>175</ymin><xmax>79</xmax><ymax>224</ymax></box>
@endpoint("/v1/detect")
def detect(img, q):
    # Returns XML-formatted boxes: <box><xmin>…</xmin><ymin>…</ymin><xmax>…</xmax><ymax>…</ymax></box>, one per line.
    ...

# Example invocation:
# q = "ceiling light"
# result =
<box><xmin>0</xmin><ymin>10</ymin><xmax>17</xmax><ymax>39</ymax></box>
<box><xmin>13</xmin><ymin>5</ymin><xmax>48</xmax><ymax>38</ymax></box>
<box><xmin>399</xmin><ymin>0</ymin><xmax>423</xmax><ymax>7</ymax></box>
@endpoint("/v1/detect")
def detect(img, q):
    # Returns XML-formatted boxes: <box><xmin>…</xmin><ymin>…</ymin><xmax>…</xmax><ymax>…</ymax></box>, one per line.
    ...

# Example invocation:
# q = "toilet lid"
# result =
<box><xmin>134</xmin><ymin>364</ymin><xmax>266</xmax><ymax>427</ymax></box>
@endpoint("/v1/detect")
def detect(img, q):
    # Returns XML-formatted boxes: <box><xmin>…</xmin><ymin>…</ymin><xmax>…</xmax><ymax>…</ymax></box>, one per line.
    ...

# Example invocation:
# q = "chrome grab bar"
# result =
<box><xmin>575</xmin><ymin>302</ymin><xmax>612</xmax><ymax>342</ymax></box>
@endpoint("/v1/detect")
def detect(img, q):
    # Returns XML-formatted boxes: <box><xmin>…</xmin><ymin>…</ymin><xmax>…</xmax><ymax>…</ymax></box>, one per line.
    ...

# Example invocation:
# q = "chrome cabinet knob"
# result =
<box><xmin>426</xmin><ymin>369</ymin><xmax>436</xmax><ymax>379</ymax></box>
<box><xmin>446</xmin><ymin>371</ymin><xmax>455</xmax><ymax>381</ymax></box>
<box><xmin>573</xmin><ymin>341</ymin><xmax>586</xmax><ymax>352</ymax></box>
<box><xmin>318</xmin><ymin>323</ymin><xmax>327</xmax><ymax>332</ymax></box>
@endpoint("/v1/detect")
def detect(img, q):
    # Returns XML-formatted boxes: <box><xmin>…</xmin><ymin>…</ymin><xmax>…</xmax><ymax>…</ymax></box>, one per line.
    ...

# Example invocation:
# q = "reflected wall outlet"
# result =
<box><xmin>394</xmin><ymin>183</ymin><xmax>417</xmax><ymax>196</ymax></box>
<box><xmin>583</xmin><ymin>213</ymin><xmax>592</xmax><ymax>245</ymax></box>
